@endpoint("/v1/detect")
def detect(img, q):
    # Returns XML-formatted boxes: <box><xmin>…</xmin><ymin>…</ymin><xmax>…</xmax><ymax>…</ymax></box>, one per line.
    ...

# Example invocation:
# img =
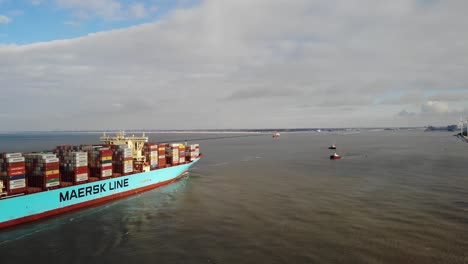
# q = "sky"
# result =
<box><xmin>0</xmin><ymin>0</ymin><xmax>467</xmax><ymax>131</ymax></box>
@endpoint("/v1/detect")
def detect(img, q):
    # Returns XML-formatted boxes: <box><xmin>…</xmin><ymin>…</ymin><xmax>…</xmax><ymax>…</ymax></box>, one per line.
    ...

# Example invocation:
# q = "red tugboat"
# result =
<box><xmin>330</xmin><ymin>152</ymin><xmax>342</xmax><ymax>160</ymax></box>
<box><xmin>272</xmin><ymin>132</ymin><xmax>280</xmax><ymax>139</ymax></box>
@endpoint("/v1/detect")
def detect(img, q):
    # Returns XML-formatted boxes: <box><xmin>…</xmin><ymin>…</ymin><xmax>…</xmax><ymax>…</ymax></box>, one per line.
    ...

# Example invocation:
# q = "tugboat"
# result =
<box><xmin>328</xmin><ymin>144</ymin><xmax>336</xmax><ymax>150</ymax></box>
<box><xmin>330</xmin><ymin>152</ymin><xmax>341</xmax><ymax>160</ymax></box>
<box><xmin>273</xmin><ymin>132</ymin><xmax>280</xmax><ymax>139</ymax></box>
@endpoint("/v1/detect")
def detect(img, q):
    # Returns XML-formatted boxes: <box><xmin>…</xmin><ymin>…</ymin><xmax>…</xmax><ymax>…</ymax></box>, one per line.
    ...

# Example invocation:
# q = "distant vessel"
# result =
<box><xmin>328</xmin><ymin>144</ymin><xmax>336</xmax><ymax>150</ymax></box>
<box><xmin>330</xmin><ymin>152</ymin><xmax>341</xmax><ymax>160</ymax></box>
<box><xmin>272</xmin><ymin>132</ymin><xmax>280</xmax><ymax>138</ymax></box>
<box><xmin>0</xmin><ymin>132</ymin><xmax>201</xmax><ymax>229</ymax></box>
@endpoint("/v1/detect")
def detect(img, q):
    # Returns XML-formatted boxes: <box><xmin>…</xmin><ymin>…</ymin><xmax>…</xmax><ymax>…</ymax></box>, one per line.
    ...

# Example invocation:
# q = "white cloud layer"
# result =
<box><xmin>1</xmin><ymin>0</ymin><xmax>468</xmax><ymax>130</ymax></box>
<box><xmin>0</xmin><ymin>15</ymin><xmax>11</xmax><ymax>24</ymax></box>
<box><xmin>421</xmin><ymin>101</ymin><xmax>449</xmax><ymax>114</ymax></box>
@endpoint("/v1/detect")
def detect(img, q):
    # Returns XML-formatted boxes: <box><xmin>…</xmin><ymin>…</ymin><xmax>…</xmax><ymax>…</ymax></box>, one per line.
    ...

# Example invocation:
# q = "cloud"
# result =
<box><xmin>379</xmin><ymin>90</ymin><xmax>423</xmax><ymax>105</ymax></box>
<box><xmin>428</xmin><ymin>92</ymin><xmax>468</xmax><ymax>102</ymax></box>
<box><xmin>63</xmin><ymin>21</ymin><xmax>80</xmax><ymax>26</ymax></box>
<box><xmin>398</xmin><ymin>110</ymin><xmax>417</xmax><ymax>117</ymax></box>
<box><xmin>398</xmin><ymin>101</ymin><xmax>449</xmax><ymax>118</ymax></box>
<box><xmin>0</xmin><ymin>15</ymin><xmax>11</xmax><ymax>24</ymax></box>
<box><xmin>129</xmin><ymin>3</ymin><xmax>148</xmax><ymax>19</ymax></box>
<box><xmin>421</xmin><ymin>101</ymin><xmax>449</xmax><ymax>114</ymax></box>
<box><xmin>1</xmin><ymin>0</ymin><xmax>468</xmax><ymax>130</ymax></box>
<box><xmin>226</xmin><ymin>88</ymin><xmax>301</xmax><ymax>101</ymax></box>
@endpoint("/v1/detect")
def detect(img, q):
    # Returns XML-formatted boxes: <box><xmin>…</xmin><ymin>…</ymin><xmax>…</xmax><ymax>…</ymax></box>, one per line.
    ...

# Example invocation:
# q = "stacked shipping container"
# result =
<box><xmin>82</xmin><ymin>146</ymin><xmax>113</xmax><ymax>179</ymax></box>
<box><xmin>143</xmin><ymin>143</ymin><xmax>158</xmax><ymax>169</ymax></box>
<box><xmin>55</xmin><ymin>146</ymin><xmax>89</xmax><ymax>185</ymax></box>
<box><xmin>24</xmin><ymin>153</ymin><xmax>61</xmax><ymax>190</ymax></box>
<box><xmin>0</xmin><ymin>153</ymin><xmax>27</xmax><ymax>195</ymax></box>
<box><xmin>0</xmin><ymin>142</ymin><xmax>200</xmax><ymax>193</ymax></box>
<box><xmin>111</xmin><ymin>145</ymin><xmax>133</xmax><ymax>176</ymax></box>
<box><xmin>185</xmin><ymin>144</ymin><xmax>200</xmax><ymax>161</ymax></box>
<box><xmin>157</xmin><ymin>144</ymin><xmax>167</xmax><ymax>168</ymax></box>
<box><xmin>166</xmin><ymin>143</ymin><xmax>180</xmax><ymax>165</ymax></box>
<box><xmin>178</xmin><ymin>144</ymin><xmax>186</xmax><ymax>164</ymax></box>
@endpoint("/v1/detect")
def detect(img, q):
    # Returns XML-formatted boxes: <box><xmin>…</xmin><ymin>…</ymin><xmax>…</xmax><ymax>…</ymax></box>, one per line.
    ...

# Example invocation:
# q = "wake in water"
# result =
<box><xmin>208</xmin><ymin>162</ymin><xmax>231</xmax><ymax>167</ymax></box>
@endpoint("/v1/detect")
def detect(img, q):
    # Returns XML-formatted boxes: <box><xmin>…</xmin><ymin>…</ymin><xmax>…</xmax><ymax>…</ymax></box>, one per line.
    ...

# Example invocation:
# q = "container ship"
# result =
<box><xmin>0</xmin><ymin>132</ymin><xmax>201</xmax><ymax>230</ymax></box>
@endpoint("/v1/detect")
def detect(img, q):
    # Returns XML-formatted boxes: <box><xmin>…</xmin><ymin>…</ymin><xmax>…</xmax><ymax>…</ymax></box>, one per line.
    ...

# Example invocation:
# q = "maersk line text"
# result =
<box><xmin>59</xmin><ymin>179</ymin><xmax>129</xmax><ymax>202</ymax></box>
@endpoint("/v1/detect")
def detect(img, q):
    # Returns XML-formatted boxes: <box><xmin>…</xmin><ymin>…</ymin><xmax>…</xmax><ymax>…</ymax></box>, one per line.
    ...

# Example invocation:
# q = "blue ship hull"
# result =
<box><xmin>0</xmin><ymin>158</ymin><xmax>200</xmax><ymax>229</ymax></box>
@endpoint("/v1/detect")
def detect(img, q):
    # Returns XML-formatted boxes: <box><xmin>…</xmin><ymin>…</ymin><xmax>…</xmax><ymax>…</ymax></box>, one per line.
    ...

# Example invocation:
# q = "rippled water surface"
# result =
<box><xmin>0</xmin><ymin>130</ymin><xmax>467</xmax><ymax>264</ymax></box>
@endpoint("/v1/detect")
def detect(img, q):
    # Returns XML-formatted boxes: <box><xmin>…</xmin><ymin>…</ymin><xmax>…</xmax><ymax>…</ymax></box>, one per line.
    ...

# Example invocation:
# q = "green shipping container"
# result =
<box><xmin>46</xmin><ymin>178</ymin><xmax>59</xmax><ymax>184</ymax></box>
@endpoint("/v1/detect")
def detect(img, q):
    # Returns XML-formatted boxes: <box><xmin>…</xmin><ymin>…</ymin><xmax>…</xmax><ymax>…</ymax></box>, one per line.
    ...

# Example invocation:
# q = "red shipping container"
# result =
<box><xmin>8</xmin><ymin>169</ymin><xmax>26</xmax><ymax>176</ymax></box>
<box><xmin>42</xmin><ymin>165</ymin><xmax>60</xmax><ymax>170</ymax></box>
<box><xmin>6</xmin><ymin>161</ymin><xmax>25</xmax><ymax>168</ymax></box>
<box><xmin>46</xmin><ymin>174</ymin><xmax>60</xmax><ymax>179</ymax></box>
<box><xmin>7</xmin><ymin>166</ymin><xmax>25</xmax><ymax>173</ymax></box>
<box><xmin>99</xmin><ymin>150</ymin><xmax>113</xmax><ymax>155</ymax></box>
<box><xmin>72</xmin><ymin>167</ymin><xmax>88</xmax><ymax>174</ymax></box>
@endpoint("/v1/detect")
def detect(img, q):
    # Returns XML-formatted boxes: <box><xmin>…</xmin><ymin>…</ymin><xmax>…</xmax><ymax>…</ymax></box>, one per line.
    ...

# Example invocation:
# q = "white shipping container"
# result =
<box><xmin>76</xmin><ymin>173</ymin><xmax>88</xmax><ymax>182</ymax></box>
<box><xmin>45</xmin><ymin>158</ymin><xmax>60</xmax><ymax>163</ymax></box>
<box><xmin>101</xmin><ymin>163</ymin><xmax>112</xmax><ymax>168</ymax></box>
<box><xmin>46</xmin><ymin>181</ymin><xmax>60</xmax><ymax>187</ymax></box>
<box><xmin>7</xmin><ymin>157</ymin><xmax>25</xmax><ymax>163</ymax></box>
<box><xmin>4</xmin><ymin>153</ymin><xmax>22</xmax><ymax>158</ymax></box>
<box><xmin>179</xmin><ymin>158</ymin><xmax>185</xmax><ymax>163</ymax></box>
<box><xmin>98</xmin><ymin>147</ymin><xmax>110</xmax><ymax>151</ymax></box>
<box><xmin>102</xmin><ymin>169</ymin><xmax>112</xmax><ymax>177</ymax></box>
<box><xmin>39</xmin><ymin>154</ymin><xmax>57</xmax><ymax>159</ymax></box>
<box><xmin>123</xmin><ymin>167</ymin><xmax>133</xmax><ymax>173</ymax></box>
<box><xmin>10</xmin><ymin>178</ymin><xmax>26</xmax><ymax>185</ymax></box>
<box><xmin>65</xmin><ymin>156</ymin><xmax>87</xmax><ymax>161</ymax></box>
<box><xmin>10</xmin><ymin>180</ymin><xmax>26</xmax><ymax>189</ymax></box>
<box><xmin>73</xmin><ymin>161</ymin><xmax>88</xmax><ymax>167</ymax></box>
<box><xmin>10</xmin><ymin>179</ymin><xmax>26</xmax><ymax>189</ymax></box>
<box><xmin>66</xmin><ymin>152</ymin><xmax>87</xmax><ymax>157</ymax></box>
<box><xmin>159</xmin><ymin>155</ymin><xmax>165</xmax><ymax>159</ymax></box>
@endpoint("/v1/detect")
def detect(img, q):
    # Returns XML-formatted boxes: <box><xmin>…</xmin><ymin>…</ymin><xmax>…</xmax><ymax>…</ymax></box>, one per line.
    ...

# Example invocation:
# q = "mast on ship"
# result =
<box><xmin>99</xmin><ymin>131</ymin><xmax>148</xmax><ymax>162</ymax></box>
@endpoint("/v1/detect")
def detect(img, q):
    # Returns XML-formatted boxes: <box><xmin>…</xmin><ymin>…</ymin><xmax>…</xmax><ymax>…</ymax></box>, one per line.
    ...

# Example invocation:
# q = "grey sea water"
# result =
<box><xmin>0</xmin><ymin>130</ymin><xmax>467</xmax><ymax>264</ymax></box>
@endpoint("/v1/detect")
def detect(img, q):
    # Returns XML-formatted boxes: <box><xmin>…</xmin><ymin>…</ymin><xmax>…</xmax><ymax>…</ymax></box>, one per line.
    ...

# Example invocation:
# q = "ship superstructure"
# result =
<box><xmin>100</xmin><ymin>131</ymin><xmax>148</xmax><ymax>162</ymax></box>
